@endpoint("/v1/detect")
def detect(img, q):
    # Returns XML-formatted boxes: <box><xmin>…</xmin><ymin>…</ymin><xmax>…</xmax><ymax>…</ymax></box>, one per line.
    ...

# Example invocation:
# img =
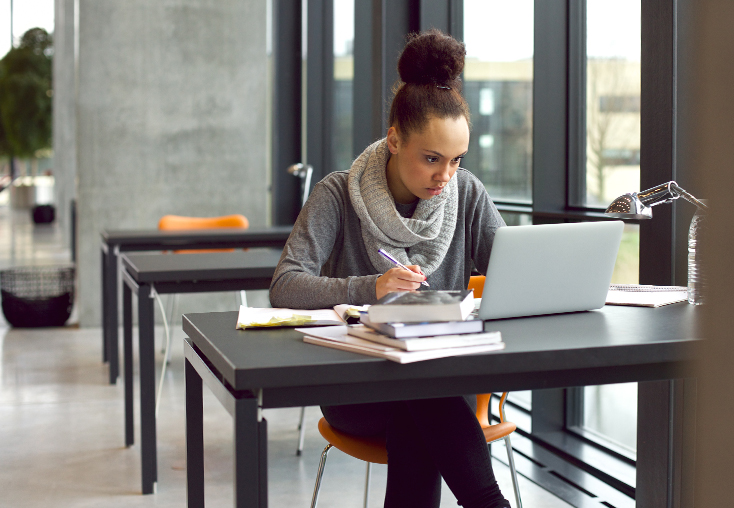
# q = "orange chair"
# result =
<box><xmin>158</xmin><ymin>214</ymin><xmax>249</xmax><ymax>253</ymax></box>
<box><xmin>467</xmin><ymin>274</ymin><xmax>486</xmax><ymax>298</ymax></box>
<box><xmin>154</xmin><ymin>214</ymin><xmax>249</xmax><ymax>415</ymax></box>
<box><xmin>310</xmin><ymin>394</ymin><xmax>522</xmax><ymax>508</ymax></box>
<box><xmin>309</xmin><ymin>276</ymin><xmax>522</xmax><ymax>508</ymax></box>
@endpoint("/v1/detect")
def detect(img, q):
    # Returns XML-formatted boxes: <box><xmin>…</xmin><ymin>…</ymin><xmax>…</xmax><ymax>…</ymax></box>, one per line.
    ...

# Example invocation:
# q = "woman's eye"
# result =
<box><xmin>452</xmin><ymin>156</ymin><xmax>464</xmax><ymax>164</ymax></box>
<box><xmin>426</xmin><ymin>156</ymin><xmax>439</xmax><ymax>163</ymax></box>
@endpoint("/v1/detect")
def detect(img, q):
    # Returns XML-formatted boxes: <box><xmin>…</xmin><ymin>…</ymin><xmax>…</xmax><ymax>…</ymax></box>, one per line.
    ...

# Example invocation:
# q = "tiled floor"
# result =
<box><xmin>0</xmin><ymin>202</ymin><xmax>574</xmax><ymax>507</ymax></box>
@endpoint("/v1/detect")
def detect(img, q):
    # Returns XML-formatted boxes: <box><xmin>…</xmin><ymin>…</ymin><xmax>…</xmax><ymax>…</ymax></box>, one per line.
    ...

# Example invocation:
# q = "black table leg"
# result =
<box><xmin>138</xmin><ymin>283</ymin><xmax>157</xmax><ymax>494</ymax></box>
<box><xmin>123</xmin><ymin>281</ymin><xmax>134</xmax><ymax>447</ymax></box>
<box><xmin>234</xmin><ymin>395</ymin><xmax>266</xmax><ymax>508</ymax></box>
<box><xmin>636</xmin><ymin>379</ymin><xmax>693</xmax><ymax>508</ymax></box>
<box><xmin>107</xmin><ymin>247</ymin><xmax>120</xmax><ymax>384</ymax></box>
<box><xmin>185</xmin><ymin>356</ymin><xmax>205</xmax><ymax>508</ymax></box>
<box><xmin>102</xmin><ymin>246</ymin><xmax>108</xmax><ymax>363</ymax></box>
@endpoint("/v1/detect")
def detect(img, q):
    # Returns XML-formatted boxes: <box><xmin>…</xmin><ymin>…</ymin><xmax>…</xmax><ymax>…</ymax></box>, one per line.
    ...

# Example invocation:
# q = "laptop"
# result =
<box><xmin>477</xmin><ymin>221</ymin><xmax>624</xmax><ymax>320</ymax></box>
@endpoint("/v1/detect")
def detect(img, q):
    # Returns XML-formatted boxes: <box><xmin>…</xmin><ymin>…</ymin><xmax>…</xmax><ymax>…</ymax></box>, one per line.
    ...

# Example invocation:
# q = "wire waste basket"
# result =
<box><xmin>0</xmin><ymin>266</ymin><xmax>75</xmax><ymax>327</ymax></box>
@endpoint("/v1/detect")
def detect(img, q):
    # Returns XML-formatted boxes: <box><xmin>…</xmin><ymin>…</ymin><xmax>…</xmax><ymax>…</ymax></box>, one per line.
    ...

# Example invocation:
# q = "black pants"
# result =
<box><xmin>321</xmin><ymin>395</ymin><xmax>511</xmax><ymax>508</ymax></box>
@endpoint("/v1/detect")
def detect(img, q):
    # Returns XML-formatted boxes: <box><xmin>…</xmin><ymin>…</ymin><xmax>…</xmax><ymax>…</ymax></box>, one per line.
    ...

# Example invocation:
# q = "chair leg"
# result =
<box><xmin>503</xmin><ymin>435</ymin><xmax>522</xmax><ymax>508</ymax></box>
<box><xmin>297</xmin><ymin>406</ymin><xmax>307</xmax><ymax>455</ymax></box>
<box><xmin>153</xmin><ymin>291</ymin><xmax>173</xmax><ymax>417</ymax></box>
<box><xmin>310</xmin><ymin>444</ymin><xmax>333</xmax><ymax>508</ymax></box>
<box><xmin>363</xmin><ymin>462</ymin><xmax>372</xmax><ymax>508</ymax></box>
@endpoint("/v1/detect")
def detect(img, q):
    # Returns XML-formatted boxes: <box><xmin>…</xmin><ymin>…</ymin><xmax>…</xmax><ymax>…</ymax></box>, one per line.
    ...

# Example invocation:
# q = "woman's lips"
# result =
<box><xmin>427</xmin><ymin>186</ymin><xmax>444</xmax><ymax>196</ymax></box>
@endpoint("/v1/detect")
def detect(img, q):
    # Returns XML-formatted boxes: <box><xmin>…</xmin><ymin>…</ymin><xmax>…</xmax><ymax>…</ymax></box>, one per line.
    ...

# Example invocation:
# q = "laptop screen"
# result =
<box><xmin>477</xmin><ymin>221</ymin><xmax>624</xmax><ymax>320</ymax></box>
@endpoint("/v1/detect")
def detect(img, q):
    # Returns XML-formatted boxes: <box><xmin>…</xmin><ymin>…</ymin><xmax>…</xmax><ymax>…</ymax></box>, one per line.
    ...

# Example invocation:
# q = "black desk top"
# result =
<box><xmin>122</xmin><ymin>250</ymin><xmax>283</xmax><ymax>283</ymax></box>
<box><xmin>183</xmin><ymin>304</ymin><xmax>701</xmax><ymax>406</ymax></box>
<box><xmin>101</xmin><ymin>225</ymin><xmax>293</xmax><ymax>250</ymax></box>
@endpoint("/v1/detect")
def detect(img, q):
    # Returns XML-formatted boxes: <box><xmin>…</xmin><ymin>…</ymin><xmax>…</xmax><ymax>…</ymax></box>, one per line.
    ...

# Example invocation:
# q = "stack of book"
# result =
<box><xmin>298</xmin><ymin>290</ymin><xmax>505</xmax><ymax>364</ymax></box>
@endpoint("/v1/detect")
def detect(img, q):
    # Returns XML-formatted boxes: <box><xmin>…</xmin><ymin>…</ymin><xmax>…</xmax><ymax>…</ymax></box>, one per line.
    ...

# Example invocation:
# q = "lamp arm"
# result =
<box><xmin>670</xmin><ymin>182</ymin><xmax>708</xmax><ymax>210</ymax></box>
<box><xmin>638</xmin><ymin>181</ymin><xmax>708</xmax><ymax>211</ymax></box>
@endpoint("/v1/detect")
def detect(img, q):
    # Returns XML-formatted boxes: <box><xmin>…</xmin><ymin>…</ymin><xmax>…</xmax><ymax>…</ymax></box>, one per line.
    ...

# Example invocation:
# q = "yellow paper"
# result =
<box><xmin>236</xmin><ymin>314</ymin><xmax>316</xmax><ymax>329</ymax></box>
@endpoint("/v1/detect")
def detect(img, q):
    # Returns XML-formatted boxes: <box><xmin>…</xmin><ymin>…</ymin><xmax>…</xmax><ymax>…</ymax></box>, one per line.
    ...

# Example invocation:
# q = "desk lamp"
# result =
<box><xmin>288</xmin><ymin>163</ymin><xmax>313</xmax><ymax>208</ymax></box>
<box><xmin>604</xmin><ymin>180</ymin><xmax>708</xmax><ymax>304</ymax></box>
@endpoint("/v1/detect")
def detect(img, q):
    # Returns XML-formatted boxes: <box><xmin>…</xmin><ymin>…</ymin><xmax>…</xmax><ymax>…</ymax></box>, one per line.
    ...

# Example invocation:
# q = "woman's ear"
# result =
<box><xmin>386</xmin><ymin>126</ymin><xmax>400</xmax><ymax>154</ymax></box>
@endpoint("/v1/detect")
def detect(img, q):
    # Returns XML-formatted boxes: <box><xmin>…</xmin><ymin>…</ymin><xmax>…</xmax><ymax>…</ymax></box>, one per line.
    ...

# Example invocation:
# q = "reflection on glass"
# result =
<box><xmin>610</xmin><ymin>223</ymin><xmax>639</xmax><ymax>284</ymax></box>
<box><xmin>585</xmin><ymin>0</ymin><xmax>641</xmax><ymax>207</ymax></box>
<box><xmin>332</xmin><ymin>1</ymin><xmax>354</xmax><ymax>172</ymax></box>
<box><xmin>498</xmin><ymin>212</ymin><xmax>532</xmax><ymax>227</ymax></box>
<box><xmin>463</xmin><ymin>0</ymin><xmax>534</xmax><ymax>203</ymax></box>
<box><xmin>583</xmin><ymin>382</ymin><xmax>637</xmax><ymax>456</ymax></box>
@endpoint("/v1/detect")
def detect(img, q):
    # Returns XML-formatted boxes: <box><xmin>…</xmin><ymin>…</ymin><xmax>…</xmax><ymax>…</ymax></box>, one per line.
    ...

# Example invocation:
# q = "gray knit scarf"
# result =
<box><xmin>348</xmin><ymin>138</ymin><xmax>458</xmax><ymax>276</ymax></box>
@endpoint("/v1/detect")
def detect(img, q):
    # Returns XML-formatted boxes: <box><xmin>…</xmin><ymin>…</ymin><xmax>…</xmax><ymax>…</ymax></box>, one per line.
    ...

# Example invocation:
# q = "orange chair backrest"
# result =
<box><xmin>468</xmin><ymin>275</ymin><xmax>486</xmax><ymax>299</ymax></box>
<box><xmin>158</xmin><ymin>214</ymin><xmax>249</xmax><ymax>253</ymax></box>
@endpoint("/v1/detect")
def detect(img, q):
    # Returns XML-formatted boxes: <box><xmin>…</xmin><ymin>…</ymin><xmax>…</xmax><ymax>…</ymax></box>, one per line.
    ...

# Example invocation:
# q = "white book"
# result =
<box><xmin>347</xmin><ymin>324</ymin><xmax>502</xmax><ymax>352</ymax></box>
<box><xmin>605</xmin><ymin>284</ymin><xmax>688</xmax><ymax>308</ymax></box>
<box><xmin>297</xmin><ymin>326</ymin><xmax>505</xmax><ymax>364</ymax></box>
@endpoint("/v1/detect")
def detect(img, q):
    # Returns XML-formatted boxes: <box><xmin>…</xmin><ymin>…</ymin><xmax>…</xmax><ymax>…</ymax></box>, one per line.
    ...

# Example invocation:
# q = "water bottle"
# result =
<box><xmin>687</xmin><ymin>204</ymin><xmax>707</xmax><ymax>305</ymax></box>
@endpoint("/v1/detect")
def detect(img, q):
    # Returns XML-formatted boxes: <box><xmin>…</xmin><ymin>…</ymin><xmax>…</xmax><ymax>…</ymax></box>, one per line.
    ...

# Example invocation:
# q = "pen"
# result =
<box><xmin>377</xmin><ymin>248</ymin><xmax>430</xmax><ymax>287</ymax></box>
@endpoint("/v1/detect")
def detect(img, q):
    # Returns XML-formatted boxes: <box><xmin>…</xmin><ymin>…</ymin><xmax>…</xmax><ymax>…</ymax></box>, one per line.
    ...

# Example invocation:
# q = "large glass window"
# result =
<box><xmin>463</xmin><ymin>1</ymin><xmax>534</xmax><ymax>203</ymax></box>
<box><xmin>585</xmin><ymin>0</ymin><xmax>641</xmax><ymax>207</ymax></box>
<box><xmin>332</xmin><ymin>1</ymin><xmax>354</xmax><ymax>173</ymax></box>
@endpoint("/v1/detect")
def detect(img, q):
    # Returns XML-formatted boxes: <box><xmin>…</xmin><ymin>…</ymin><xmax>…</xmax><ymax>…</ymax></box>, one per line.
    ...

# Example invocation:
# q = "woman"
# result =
<box><xmin>270</xmin><ymin>29</ymin><xmax>510</xmax><ymax>508</ymax></box>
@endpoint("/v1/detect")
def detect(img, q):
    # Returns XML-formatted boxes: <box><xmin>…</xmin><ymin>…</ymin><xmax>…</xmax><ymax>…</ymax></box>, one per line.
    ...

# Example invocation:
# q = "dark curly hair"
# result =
<box><xmin>388</xmin><ymin>29</ymin><xmax>471</xmax><ymax>139</ymax></box>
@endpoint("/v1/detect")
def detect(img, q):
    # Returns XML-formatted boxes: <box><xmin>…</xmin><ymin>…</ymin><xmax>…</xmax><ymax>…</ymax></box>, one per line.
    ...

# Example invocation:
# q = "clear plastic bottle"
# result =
<box><xmin>687</xmin><ymin>205</ymin><xmax>707</xmax><ymax>305</ymax></box>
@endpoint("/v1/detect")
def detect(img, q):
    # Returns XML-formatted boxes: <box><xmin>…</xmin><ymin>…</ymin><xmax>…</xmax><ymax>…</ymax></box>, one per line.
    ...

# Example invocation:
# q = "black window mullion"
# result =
<box><xmin>272</xmin><ymin>0</ymin><xmax>304</xmax><ymax>226</ymax></box>
<box><xmin>352</xmin><ymin>0</ymin><xmax>419</xmax><ymax>156</ymax></box>
<box><xmin>567</xmin><ymin>0</ymin><xmax>587</xmax><ymax>207</ymax></box>
<box><xmin>639</xmin><ymin>0</ymin><xmax>676</xmax><ymax>285</ymax></box>
<box><xmin>306</xmin><ymin>0</ymin><xmax>334</xmax><ymax>183</ymax></box>
<box><xmin>531</xmin><ymin>0</ymin><xmax>569</xmax><ymax>221</ymax></box>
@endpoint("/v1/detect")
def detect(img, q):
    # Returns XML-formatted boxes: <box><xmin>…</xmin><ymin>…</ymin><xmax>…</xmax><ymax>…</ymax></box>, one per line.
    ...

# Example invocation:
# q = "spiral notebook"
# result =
<box><xmin>605</xmin><ymin>284</ymin><xmax>688</xmax><ymax>307</ymax></box>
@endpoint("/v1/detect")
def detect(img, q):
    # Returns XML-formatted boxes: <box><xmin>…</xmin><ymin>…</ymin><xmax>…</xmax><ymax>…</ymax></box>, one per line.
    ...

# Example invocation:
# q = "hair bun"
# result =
<box><xmin>397</xmin><ymin>29</ymin><xmax>466</xmax><ymax>86</ymax></box>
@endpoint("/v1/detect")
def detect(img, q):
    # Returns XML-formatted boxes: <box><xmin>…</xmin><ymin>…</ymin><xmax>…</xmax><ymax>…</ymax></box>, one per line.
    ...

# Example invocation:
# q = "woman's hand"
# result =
<box><xmin>375</xmin><ymin>265</ymin><xmax>426</xmax><ymax>300</ymax></box>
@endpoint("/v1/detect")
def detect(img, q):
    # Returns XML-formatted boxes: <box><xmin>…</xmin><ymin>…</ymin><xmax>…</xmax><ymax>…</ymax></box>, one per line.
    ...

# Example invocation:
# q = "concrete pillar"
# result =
<box><xmin>73</xmin><ymin>0</ymin><xmax>269</xmax><ymax>325</ymax></box>
<box><xmin>53</xmin><ymin>0</ymin><xmax>77</xmax><ymax>254</ymax></box>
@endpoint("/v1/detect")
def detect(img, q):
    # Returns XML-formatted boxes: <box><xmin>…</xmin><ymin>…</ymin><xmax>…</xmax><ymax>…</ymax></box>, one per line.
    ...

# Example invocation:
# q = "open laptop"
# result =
<box><xmin>477</xmin><ymin>221</ymin><xmax>624</xmax><ymax>320</ymax></box>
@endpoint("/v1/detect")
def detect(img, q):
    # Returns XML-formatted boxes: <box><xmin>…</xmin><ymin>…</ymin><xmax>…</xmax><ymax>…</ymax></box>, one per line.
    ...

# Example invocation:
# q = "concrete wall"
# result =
<box><xmin>69</xmin><ymin>0</ymin><xmax>270</xmax><ymax>326</ymax></box>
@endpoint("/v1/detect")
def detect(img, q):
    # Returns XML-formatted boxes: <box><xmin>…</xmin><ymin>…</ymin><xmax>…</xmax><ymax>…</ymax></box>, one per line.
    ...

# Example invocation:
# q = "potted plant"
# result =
<box><xmin>0</xmin><ymin>28</ymin><xmax>53</xmax><ymax>210</ymax></box>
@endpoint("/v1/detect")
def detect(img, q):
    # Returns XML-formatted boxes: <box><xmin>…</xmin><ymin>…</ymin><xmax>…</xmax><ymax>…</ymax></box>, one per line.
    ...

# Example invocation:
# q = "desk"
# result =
<box><xmin>182</xmin><ymin>304</ymin><xmax>700</xmax><ymax>508</ymax></box>
<box><xmin>101</xmin><ymin>226</ymin><xmax>292</xmax><ymax>384</ymax></box>
<box><xmin>121</xmin><ymin>249</ymin><xmax>283</xmax><ymax>494</ymax></box>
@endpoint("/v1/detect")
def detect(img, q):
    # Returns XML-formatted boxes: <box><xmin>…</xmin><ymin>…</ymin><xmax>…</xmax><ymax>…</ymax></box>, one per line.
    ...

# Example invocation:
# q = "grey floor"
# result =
<box><xmin>0</xmin><ymin>202</ymin><xmax>574</xmax><ymax>508</ymax></box>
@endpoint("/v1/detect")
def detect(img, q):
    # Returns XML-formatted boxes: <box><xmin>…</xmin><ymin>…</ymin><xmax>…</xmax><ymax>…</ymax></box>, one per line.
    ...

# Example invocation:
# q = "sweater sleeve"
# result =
<box><xmin>269</xmin><ymin>180</ymin><xmax>380</xmax><ymax>309</ymax></box>
<box><xmin>464</xmin><ymin>172</ymin><xmax>506</xmax><ymax>276</ymax></box>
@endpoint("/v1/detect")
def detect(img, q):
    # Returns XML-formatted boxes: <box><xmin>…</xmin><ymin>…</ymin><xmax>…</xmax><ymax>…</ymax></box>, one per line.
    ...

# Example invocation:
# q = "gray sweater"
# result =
<box><xmin>269</xmin><ymin>168</ymin><xmax>506</xmax><ymax>309</ymax></box>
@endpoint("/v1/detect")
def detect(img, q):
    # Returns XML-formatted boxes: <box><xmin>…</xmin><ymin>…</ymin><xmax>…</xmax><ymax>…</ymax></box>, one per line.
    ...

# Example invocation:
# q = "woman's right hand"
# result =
<box><xmin>375</xmin><ymin>266</ymin><xmax>426</xmax><ymax>300</ymax></box>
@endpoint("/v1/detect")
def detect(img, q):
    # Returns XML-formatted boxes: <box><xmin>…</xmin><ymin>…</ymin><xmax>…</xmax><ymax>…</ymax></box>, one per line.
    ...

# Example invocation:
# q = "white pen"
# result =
<box><xmin>377</xmin><ymin>248</ymin><xmax>430</xmax><ymax>287</ymax></box>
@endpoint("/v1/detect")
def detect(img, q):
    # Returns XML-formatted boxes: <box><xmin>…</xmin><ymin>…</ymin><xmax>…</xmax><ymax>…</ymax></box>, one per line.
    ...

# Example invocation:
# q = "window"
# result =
<box><xmin>463</xmin><ymin>0</ymin><xmax>534</xmax><ymax>203</ymax></box>
<box><xmin>332</xmin><ymin>1</ymin><xmax>354</xmax><ymax>173</ymax></box>
<box><xmin>581</xmin><ymin>382</ymin><xmax>638</xmax><ymax>458</ymax></box>
<box><xmin>585</xmin><ymin>0</ymin><xmax>641</xmax><ymax>208</ymax></box>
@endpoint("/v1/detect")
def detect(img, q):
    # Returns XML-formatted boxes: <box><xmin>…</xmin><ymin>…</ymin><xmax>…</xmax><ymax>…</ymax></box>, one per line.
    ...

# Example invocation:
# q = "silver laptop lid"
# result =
<box><xmin>478</xmin><ymin>221</ymin><xmax>624</xmax><ymax>320</ymax></box>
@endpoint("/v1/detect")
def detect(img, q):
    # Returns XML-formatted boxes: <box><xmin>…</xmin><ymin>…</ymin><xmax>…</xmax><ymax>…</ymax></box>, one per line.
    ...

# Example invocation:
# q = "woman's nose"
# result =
<box><xmin>434</xmin><ymin>164</ymin><xmax>451</xmax><ymax>183</ymax></box>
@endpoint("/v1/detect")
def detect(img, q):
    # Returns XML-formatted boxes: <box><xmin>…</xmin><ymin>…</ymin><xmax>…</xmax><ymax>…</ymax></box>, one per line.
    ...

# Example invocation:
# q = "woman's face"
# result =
<box><xmin>386</xmin><ymin>116</ymin><xmax>470</xmax><ymax>204</ymax></box>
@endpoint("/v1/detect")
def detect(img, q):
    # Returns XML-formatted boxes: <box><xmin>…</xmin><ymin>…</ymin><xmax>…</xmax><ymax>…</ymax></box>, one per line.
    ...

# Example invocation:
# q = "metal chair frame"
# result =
<box><xmin>309</xmin><ymin>393</ymin><xmax>523</xmax><ymax>508</ymax></box>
